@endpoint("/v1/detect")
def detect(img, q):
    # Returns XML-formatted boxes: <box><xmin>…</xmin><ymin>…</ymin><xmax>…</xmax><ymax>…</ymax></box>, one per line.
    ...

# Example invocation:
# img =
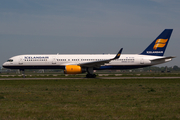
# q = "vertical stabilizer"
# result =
<box><xmin>141</xmin><ymin>29</ymin><xmax>173</xmax><ymax>56</ymax></box>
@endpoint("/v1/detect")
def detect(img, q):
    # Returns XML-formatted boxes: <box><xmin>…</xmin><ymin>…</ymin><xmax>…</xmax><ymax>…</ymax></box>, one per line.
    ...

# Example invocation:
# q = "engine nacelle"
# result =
<box><xmin>64</xmin><ymin>65</ymin><xmax>86</xmax><ymax>74</ymax></box>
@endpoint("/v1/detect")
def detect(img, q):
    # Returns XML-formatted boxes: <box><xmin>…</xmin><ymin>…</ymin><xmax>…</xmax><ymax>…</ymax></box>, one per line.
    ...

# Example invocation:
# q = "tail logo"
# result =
<box><xmin>117</xmin><ymin>54</ymin><xmax>121</xmax><ymax>57</ymax></box>
<box><xmin>153</xmin><ymin>39</ymin><xmax>168</xmax><ymax>50</ymax></box>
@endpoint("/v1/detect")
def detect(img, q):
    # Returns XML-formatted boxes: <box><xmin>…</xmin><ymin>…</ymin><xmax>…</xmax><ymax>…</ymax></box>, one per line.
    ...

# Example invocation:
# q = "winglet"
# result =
<box><xmin>111</xmin><ymin>48</ymin><xmax>123</xmax><ymax>60</ymax></box>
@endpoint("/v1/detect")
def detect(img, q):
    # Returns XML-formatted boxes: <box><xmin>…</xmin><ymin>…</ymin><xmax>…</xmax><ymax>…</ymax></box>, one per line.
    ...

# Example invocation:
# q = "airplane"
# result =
<box><xmin>2</xmin><ymin>29</ymin><xmax>175</xmax><ymax>78</ymax></box>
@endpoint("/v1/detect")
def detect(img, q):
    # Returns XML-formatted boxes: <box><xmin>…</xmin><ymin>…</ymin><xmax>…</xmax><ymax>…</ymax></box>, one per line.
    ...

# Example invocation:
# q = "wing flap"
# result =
<box><xmin>78</xmin><ymin>59</ymin><xmax>111</xmax><ymax>68</ymax></box>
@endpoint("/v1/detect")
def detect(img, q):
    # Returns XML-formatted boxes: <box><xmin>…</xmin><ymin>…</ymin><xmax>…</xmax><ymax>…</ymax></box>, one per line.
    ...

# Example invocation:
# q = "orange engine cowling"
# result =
<box><xmin>64</xmin><ymin>65</ymin><xmax>85</xmax><ymax>74</ymax></box>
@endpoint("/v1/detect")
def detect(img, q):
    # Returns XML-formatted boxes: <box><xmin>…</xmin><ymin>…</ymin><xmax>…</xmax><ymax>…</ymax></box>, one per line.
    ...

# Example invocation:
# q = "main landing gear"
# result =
<box><xmin>86</xmin><ymin>67</ymin><xmax>96</xmax><ymax>78</ymax></box>
<box><xmin>20</xmin><ymin>69</ymin><xmax>26</xmax><ymax>78</ymax></box>
<box><xmin>86</xmin><ymin>74</ymin><xmax>96</xmax><ymax>78</ymax></box>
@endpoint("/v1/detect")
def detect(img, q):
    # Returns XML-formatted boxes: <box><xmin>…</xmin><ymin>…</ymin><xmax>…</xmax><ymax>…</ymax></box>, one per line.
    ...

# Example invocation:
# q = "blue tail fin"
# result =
<box><xmin>141</xmin><ymin>29</ymin><xmax>173</xmax><ymax>56</ymax></box>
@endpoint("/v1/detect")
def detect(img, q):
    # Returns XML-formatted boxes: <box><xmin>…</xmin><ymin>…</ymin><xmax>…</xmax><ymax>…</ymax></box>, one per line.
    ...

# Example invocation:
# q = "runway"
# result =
<box><xmin>0</xmin><ymin>77</ymin><xmax>180</xmax><ymax>80</ymax></box>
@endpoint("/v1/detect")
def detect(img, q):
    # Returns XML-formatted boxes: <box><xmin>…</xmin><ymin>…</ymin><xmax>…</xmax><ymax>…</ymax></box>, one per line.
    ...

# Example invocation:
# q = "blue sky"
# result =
<box><xmin>0</xmin><ymin>0</ymin><xmax>180</xmax><ymax>67</ymax></box>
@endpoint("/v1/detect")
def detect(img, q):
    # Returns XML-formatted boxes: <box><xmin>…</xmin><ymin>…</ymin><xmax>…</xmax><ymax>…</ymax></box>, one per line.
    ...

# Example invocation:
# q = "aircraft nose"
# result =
<box><xmin>2</xmin><ymin>62</ymin><xmax>7</xmax><ymax>68</ymax></box>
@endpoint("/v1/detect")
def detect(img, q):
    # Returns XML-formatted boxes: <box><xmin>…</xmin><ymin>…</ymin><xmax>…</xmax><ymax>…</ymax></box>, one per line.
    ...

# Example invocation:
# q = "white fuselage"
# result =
<box><xmin>2</xmin><ymin>54</ymin><xmax>172</xmax><ymax>70</ymax></box>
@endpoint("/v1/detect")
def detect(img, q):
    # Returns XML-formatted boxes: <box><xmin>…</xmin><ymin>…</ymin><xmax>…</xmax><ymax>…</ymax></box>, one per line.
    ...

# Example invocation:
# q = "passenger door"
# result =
<box><xmin>19</xmin><ymin>57</ymin><xmax>23</xmax><ymax>65</ymax></box>
<box><xmin>140</xmin><ymin>58</ymin><xmax>144</xmax><ymax>64</ymax></box>
<box><xmin>52</xmin><ymin>57</ymin><xmax>56</xmax><ymax>64</ymax></box>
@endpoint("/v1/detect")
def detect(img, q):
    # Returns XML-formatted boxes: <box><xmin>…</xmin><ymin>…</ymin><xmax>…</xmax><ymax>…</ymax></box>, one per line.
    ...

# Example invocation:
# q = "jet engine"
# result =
<box><xmin>64</xmin><ymin>65</ymin><xmax>86</xmax><ymax>74</ymax></box>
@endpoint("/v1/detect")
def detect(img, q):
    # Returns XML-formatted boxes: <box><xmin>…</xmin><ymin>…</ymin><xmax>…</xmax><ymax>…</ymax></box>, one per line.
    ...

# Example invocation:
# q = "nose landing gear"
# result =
<box><xmin>20</xmin><ymin>69</ymin><xmax>26</xmax><ymax>78</ymax></box>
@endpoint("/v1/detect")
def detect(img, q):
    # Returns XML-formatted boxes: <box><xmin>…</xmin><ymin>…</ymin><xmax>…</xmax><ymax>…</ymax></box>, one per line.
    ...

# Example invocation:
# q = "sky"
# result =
<box><xmin>0</xmin><ymin>0</ymin><xmax>180</xmax><ymax>68</ymax></box>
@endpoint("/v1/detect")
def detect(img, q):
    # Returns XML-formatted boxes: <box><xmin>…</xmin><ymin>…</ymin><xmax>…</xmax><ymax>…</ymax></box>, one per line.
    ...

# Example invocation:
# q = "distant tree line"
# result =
<box><xmin>141</xmin><ymin>65</ymin><xmax>180</xmax><ymax>72</ymax></box>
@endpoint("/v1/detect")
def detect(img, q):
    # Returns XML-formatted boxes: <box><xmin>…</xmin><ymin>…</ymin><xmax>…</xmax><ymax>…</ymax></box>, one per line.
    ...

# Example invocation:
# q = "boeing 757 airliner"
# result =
<box><xmin>3</xmin><ymin>29</ymin><xmax>175</xmax><ymax>78</ymax></box>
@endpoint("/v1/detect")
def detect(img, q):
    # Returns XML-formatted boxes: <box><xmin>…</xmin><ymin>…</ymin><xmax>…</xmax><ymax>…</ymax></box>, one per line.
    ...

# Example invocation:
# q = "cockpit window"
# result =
<box><xmin>7</xmin><ymin>59</ymin><xmax>13</xmax><ymax>62</ymax></box>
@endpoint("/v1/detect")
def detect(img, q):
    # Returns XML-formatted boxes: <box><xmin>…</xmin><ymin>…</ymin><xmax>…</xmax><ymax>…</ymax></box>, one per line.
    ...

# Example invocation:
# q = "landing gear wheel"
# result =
<box><xmin>86</xmin><ymin>74</ymin><xmax>96</xmax><ymax>78</ymax></box>
<box><xmin>20</xmin><ymin>69</ymin><xmax>26</xmax><ymax>78</ymax></box>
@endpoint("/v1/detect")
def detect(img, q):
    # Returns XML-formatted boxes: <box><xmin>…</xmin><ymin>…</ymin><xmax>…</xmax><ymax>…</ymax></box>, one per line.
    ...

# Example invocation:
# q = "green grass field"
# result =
<box><xmin>0</xmin><ymin>78</ymin><xmax>180</xmax><ymax>120</ymax></box>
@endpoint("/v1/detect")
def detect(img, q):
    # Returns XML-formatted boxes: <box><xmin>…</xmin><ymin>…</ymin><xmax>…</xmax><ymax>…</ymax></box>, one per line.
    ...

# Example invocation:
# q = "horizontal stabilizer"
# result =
<box><xmin>150</xmin><ymin>56</ymin><xmax>176</xmax><ymax>62</ymax></box>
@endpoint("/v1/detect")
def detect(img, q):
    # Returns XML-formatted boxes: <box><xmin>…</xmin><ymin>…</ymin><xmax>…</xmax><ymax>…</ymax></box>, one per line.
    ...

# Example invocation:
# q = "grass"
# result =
<box><xmin>0</xmin><ymin>79</ymin><xmax>180</xmax><ymax>119</ymax></box>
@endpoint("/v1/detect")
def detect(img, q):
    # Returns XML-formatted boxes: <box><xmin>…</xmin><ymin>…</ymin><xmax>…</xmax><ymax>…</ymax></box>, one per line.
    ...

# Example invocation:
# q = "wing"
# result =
<box><xmin>78</xmin><ymin>48</ymin><xmax>123</xmax><ymax>68</ymax></box>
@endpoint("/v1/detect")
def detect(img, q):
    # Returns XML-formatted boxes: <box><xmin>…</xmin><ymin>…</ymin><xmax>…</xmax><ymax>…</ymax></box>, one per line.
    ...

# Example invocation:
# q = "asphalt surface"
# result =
<box><xmin>0</xmin><ymin>77</ymin><xmax>180</xmax><ymax>80</ymax></box>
